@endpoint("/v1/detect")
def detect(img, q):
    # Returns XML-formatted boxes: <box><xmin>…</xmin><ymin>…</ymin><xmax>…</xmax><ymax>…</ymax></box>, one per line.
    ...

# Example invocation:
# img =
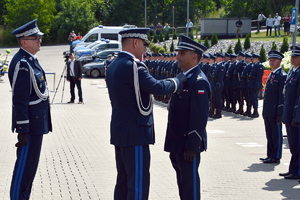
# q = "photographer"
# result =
<box><xmin>66</xmin><ymin>53</ymin><xmax>83</xmax><ymax>104</ymax></box>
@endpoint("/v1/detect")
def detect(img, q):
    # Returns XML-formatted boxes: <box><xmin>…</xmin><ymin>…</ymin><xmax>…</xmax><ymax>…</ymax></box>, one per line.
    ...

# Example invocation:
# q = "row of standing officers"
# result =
<box><xmin>144</xmin><ymin>51</ymin><xmax>264</xmax><ymax>119</ymax></box>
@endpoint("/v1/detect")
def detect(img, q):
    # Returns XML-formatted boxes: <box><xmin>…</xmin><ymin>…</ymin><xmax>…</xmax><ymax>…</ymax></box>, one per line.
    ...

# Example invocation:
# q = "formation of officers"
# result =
<box><xmin>144</xmin><ymin>51</ymin><xmax>264</xmax><ymax>119</ymax></box>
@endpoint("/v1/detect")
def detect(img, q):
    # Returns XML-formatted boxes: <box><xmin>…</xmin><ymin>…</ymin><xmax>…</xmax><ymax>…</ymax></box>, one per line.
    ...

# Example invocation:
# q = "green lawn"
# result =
<box><xmin>231</xmin><ymin>31</ymin><xmax>300</xmax><ymax>42</ymax></box>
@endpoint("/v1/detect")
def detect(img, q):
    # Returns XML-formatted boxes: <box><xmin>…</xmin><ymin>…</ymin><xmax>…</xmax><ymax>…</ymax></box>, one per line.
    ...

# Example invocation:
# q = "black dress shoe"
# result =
<box><xmin>284</xmin><ymin>174</ymin><xmax>300</xmax><ymax>179</ymax></box>
<box><xmin>259</xmin><ymin>157</ymin><xmax>269</xmax><ymax>161</ymax></box>
<box><xmin>263</xmin><ymin>157</ymin><xmax>280</xmax><ymax>163</ymax></box>
<box><xmin>279</xmin><ymin>172</ymin><xmax>290</xmax><ymax>176</ymax></box>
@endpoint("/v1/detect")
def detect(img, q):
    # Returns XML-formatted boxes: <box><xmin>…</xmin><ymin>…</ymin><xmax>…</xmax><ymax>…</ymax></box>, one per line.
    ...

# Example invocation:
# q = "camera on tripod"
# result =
<box><xmin>63</xmin><ymin>52</ymin><xmax>70</xmax><ymax>62</ymax></box>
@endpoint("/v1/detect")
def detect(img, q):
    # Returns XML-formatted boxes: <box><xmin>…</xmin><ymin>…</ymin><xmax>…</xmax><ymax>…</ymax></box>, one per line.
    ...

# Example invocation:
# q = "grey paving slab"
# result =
<box><xmin>0</xmin><ymin>45</ymin><xmax>300</xmax><ymax>200</ymax></box>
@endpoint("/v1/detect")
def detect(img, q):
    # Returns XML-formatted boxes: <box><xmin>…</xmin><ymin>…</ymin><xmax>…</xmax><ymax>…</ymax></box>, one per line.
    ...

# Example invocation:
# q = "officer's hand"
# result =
<box><xmin>276</xmin><ymin>116</ymin><xmax>282</xmax><ymax>124</ymax></box>
<box><xmin>176</xmin><ymin>73</ymin><xmax>187</xmax><ymax>85</ymax></box>
<box><xmin>291</xmin><ymin>118</ymin><xmax>299</xmax><ymax>127</ymax></box>
<box><xmin>183</xmin><ymin>150</ymin><xmax>196</xmax><ymax>162</ymax></box>
<box><xmin>15</xmin><ymin>133</ymin><xmax>29</xmax><ymax>148</ymax></box>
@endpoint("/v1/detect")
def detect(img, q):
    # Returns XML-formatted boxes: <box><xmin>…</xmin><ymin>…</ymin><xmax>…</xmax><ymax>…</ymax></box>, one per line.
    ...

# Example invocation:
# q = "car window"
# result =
<box><xmin>95</xmin><ymin>44</ymin><xmax>107</xmax><ymax>51</ymax></box>
<box><xmin>101</xmin><ymin>33</ymin><xmax>118</xmax><ymax>41</ymax></box>
<box><xmin>86</xmin><ymin>33</ymin><xmax>98</xmax><ymax>42</ymax></box>
<box><xmin>107</xmin><ymin>44</ymin><xmax>119</xmax><ymax>49</ymax></box>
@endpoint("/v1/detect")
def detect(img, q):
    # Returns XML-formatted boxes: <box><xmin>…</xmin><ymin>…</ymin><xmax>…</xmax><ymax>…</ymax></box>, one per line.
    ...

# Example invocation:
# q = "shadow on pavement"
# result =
<box><xmin>244</xmin><ymin>162</ymin><xmax>279</xmax><ymax>172</ymax></box>
<box><xmin>262</xmin><ymin>179</ymin><xmax>300</xmax><ymax>199</ymax></box>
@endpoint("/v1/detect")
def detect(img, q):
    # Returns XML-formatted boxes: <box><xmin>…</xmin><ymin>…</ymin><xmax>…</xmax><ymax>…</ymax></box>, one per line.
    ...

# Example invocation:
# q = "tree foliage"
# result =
<box><xmin>234</xmin><ymin>38</ymin><xmax>242</xmax><ymax>54</ymax></box>
<box><xmin>259</xmin><ymin>44</ymin><xmax>267</xmax><ymax>63</ymax></box>
<box><xmin>204</xmin><ymin>37</ymin><xmax>210</xmax><ymax>48</ymax></box>
<box><xmin>244</xmin><ymin>34</ymin><xmax>251</xmax><ymax>50</ymax></box>
<box><xmin>280</xmin><ymin>37</ymin><xmax>289</xmax><ymax>53</ymax></box>
<box><xmin>211</xmin><ymin>32</ymin><xmax>218</xmax><ymax>46</ymax></box>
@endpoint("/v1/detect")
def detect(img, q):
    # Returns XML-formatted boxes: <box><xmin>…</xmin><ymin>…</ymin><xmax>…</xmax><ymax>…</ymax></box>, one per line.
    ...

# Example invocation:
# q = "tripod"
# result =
<box><xmin>51</xmin><ymin>59</ymin><xmax>68</xmax><ymax>104</ymax></box>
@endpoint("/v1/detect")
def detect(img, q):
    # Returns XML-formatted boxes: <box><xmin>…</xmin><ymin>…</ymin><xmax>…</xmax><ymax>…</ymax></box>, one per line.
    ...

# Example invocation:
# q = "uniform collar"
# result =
<box><xmin>272</xmin><ymin>67</ymin><xmax>282</xmax><ymax>74</ymax></box>
<box><xmin>120</xmin><ymin>51</ymin><xmax>136</xmax><ymax>59</ymax></box>
<box><xmin>21</xmin><ymin>47</ymin><xmax>37</xmax><ymax>59</ymax></box>
<box><xmin>183</xmin><ymin>65</ymin><xmax>198</xmax><ymax>75</ymax></box>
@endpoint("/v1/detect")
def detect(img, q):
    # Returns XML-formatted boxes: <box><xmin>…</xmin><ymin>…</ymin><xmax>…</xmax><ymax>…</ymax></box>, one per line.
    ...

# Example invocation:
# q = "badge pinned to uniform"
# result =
<box><xmin>198</xmin><ymin>90</ymin><xmax>205</xmax><ymax>94</ymax></box>
<box><xmin>40</xmin><ymin>76</ymin><xmax>44</xmax><ymax>81</ymax></box>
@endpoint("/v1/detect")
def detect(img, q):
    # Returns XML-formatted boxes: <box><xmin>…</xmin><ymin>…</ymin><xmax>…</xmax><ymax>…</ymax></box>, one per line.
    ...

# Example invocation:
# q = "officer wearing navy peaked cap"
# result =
<box><xmin>106</xmin><ymin>28</ymin><xmax>186</xmax><ymax>199</ymax></box>
<box><xmin>280</xmin><ymin>46</ymin><xmax>300</xmax><ymax>179</ymax></box>
<box><xmin>164</xmin><ymin>35</ymin><xmax>211</xmax><ymax>200</ymax></box>
<box><xmin>248</xmin><ymin>53</ymin><xmax>264</xmax><ymax>118</ymax></box>
<box><xmin>261</xmin><ymin>50</ymin><xmax>286</xmax><ymax>164</ymax></box>
<box><xmin>8</xmin><ymin>19</ymin><xmax>52</xmax><ymax>200</ymax></box>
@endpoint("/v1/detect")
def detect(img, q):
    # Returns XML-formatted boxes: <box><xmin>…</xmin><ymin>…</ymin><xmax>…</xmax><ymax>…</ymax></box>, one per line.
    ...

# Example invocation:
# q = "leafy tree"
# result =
<box><xmin>53</xmin><ymin>0</ymin><xmax>98</xmax><ymax>43</ymax></box>
<box><xmin>4</xmin><ymin>0</ymin><xmax>56</xmax><ymax>35</ymax></box>
<box><xmin>271</xmin><ymin>41</ymin><xmax>277</xmax><ymax>50</ymax></box>
<box><xmin>189</xmin><ymin>31</ymin><xmax>194</xmax><ymax>39</ymax></box>
<box><xmin>204</xmin><ymin>37</ymin><xmax>210</xmax><ymax>48</ymax></box>
<box><xmin>259</xmin><ymin>45</ymin><xmax>267</xmax><ymax>63</ymax></box>
<box><xmin>227</xmin><ymin>45</ymin><xmax>233</xmax><ymax>53</ymax></box>
<box><xmin>234</xmin><ymin>38</ymin><xmax>242</xmax><ymax>54</ymax></box>
<box><xmin>280</xmin><ymin>37</ymin><xmax>289</xmax><ymax>53</ymax></box>
<box><xmin>211</xmin><ymin>32</ymin><xmax>218</xmax><ymax>46</ymax></box>
<box><xmin>170</xmin><ymin>40</ymin><xmax>175</xmax><ymax>52</ymax></box>
<box><xmin>244</xmin><ymin>34</ymin><xmax>251</xmax><ymax>50</ymax></box>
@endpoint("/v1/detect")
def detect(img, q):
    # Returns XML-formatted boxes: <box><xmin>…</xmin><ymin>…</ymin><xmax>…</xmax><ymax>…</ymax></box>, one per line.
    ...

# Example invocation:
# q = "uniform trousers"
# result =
<box><xmin>242</xmin><ymin>88</ymin><xmax>249</xmax><ymax>105</ymax></box>
<box><xmin>69</xmin><ymin>76</ymin><xmax>83</xmax><ymax>102</ymax></box>
<box><xmin>263</xmin><ymin>117</ymin><xmax>282</xmax><ymax>159</ymax></box>
<box><xmin>285</xmin><ymin>124</ymin><xmax>300</xmax><ymax>174</ymax></box>
<box><xmin>114</xmin><ymin>145</ymin><xmax>150</xmax><ymax>200</ymax></box>
<box><xmin>214</xmin><ymin>89</ymin><xmax>223</xmax><ymax>109</ymax></box>
<box><xmin>228</xmin><ymin>86</ymin><xmax>236</xmax><ymax>107</ymax></box>
<box><xmin>10</xmin><ymin>134</ymin><xmax>43</xmax><ymax>200</ymax></box>
<box><xmin>249</xmin><ymin>88</ymin><xmax>259</xmax><ymax>109</ymax></box>
<box><xmin>235</xmin><ymin>88</ymin><xmax>243</xmax><ymax>106</ymax></box>
<box><xmin>170</xmin><ymin>153</ymin><xmax>201</xmax><ymax>200</ymax></box>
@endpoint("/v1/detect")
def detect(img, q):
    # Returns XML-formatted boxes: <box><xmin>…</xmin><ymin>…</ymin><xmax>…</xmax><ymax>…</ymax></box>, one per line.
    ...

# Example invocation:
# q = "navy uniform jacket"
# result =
<box><xmin>282</xmin><ymin>67</ymin><xmax>300</xmax><ymax>123</ymax></box>
<box><xmin>106</xmin><ymin>52</ymin><xmax>180</xmax><ymax>147</ymax></box>
<box><xmin>248</xmin><ymin>62</ymin><xmax>264</xmax><ymax>89</ymax></box>
<box><xmin>240</xmin><ymin>62</ymin><xmax>252</xmax><ymax>88</ymax></box>
<box><xmin>225</xmin><ymin>61</ymin><xmax>237</xmax><ymax>88</ymax></box>
<box><xmin>201</xmin><ymin>62</ymin><xmax>210</xmax><ymax>76</ymax></box>
<box><xmin>262</xmin><ymin>68</ymin><xmax>287</xmax><ymax>118</ymax></box>
<box><xmin>8</xmin><ymin>48</ymin><xmax>52</xmax><ymax>135</ymax></box>
<box><xmin>210</xmin><ymin>62</ymin><xmax>225</xmax><ymax>92</ymax></box>
<box><xmin>164</xmin><ymin>66</ymin><xmax>211</xmax><ymax>153</ymax></box>
<box><xmin>233</xmin><ymin>60</ymin><xmax>246</xmax><ymax>88</ymax></box>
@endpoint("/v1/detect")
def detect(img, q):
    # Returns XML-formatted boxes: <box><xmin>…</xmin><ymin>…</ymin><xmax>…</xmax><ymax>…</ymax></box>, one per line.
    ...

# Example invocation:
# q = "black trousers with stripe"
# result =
<box><xmin>169</xmin><ymin>153</ymin><xmax>201</xmax><ymax>200</ymax></box>
<box><xmin>263</xmin><ymin>117</ymin><xmax>283</xmax><ymax>159</ymax></box>
<box><xmin>10</xmin><ymin>134</ymin><xmax>43</xmax><ymax>200</ymax></box>
<box><xmin>114</xmin><ymin>145</ymin><xmax>150</xmax><ymax>200</ymax></box>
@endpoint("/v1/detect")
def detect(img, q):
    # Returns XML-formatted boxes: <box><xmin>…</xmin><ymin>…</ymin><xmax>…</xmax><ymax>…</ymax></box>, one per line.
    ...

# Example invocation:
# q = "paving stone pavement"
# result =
<box><xmin>0</xmin><ymin>45</ymin><xmax>300</xmax><ymax>200</ymax></box>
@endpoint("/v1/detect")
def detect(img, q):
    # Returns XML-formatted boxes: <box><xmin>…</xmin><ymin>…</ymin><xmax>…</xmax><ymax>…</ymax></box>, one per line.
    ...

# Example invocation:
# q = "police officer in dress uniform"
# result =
<box><xmin>8</xmin><ymin>19</ymin><xmax>52</xmax><ymax>200</ymax></box>
<box><xmin>280</xmin><ymin>46</ymin><xmax>300</xmax><ymax>179</ymax></box>
<box><xmin>211</xmin><ymin>53</ymin><xmax>225</xmax><ymax>119</ymax></box>
<box><xmin>200</xmin><ymin>54</ymin><xmax>210</xmax><ymax>77</ymax></box>
<box><xmin>260</xmin><ymin>50</ymin><xmax>286</xmax><ymax>164</ymax></box>
<box><xmin>240</xmin><ymin>53</ymin><xmax>253</xmax><ymax>116</ymax></box>
<box><xmin>223</xmin><ymin>53</ymin><xmax>231</xmax><ymax>110</ymax></box>
<box><xmin>164</xmin><ymin>35</ymin><xmax>210</xmax><ymax>200</ymax></box>
<box><xmin>233</xmin><ymin>51</ymin><xmax>246</xmax><ymax>114</ymax></box>
<box><xmin>226</xmin><ymin>54</ymin><xmax>238</xmax><ymax>112</ymax></box>
<box><xmin>248</xmin><ymin>53</ymin><xmax>264</xmax><ymax>118</ymax></box>
<box><xmin>106</xmin><ymin>28</ymin><xmax>186</xmax><ymax>200</ymax></box>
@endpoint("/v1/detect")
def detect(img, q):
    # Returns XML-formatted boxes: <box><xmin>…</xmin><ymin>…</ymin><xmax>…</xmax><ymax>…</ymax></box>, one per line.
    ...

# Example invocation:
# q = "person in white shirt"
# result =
<box><xmin>266</xmin><ymin>14</ymin><xmax>274</xmax><ymax>36</ymax></box>
<box><xmin>257</xmin><ymin>12</ymin><xmax>266</xmax><ymax>32</ymax></box>
<box><xmin>186</xmin><ymin>19</ymin><xmax>193</xmax><ymax>34</ymax></box>
<box><xmin>273</xmin><ymin>13</ymin><xmax>282</xmax><ymax>37</ymax></box>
